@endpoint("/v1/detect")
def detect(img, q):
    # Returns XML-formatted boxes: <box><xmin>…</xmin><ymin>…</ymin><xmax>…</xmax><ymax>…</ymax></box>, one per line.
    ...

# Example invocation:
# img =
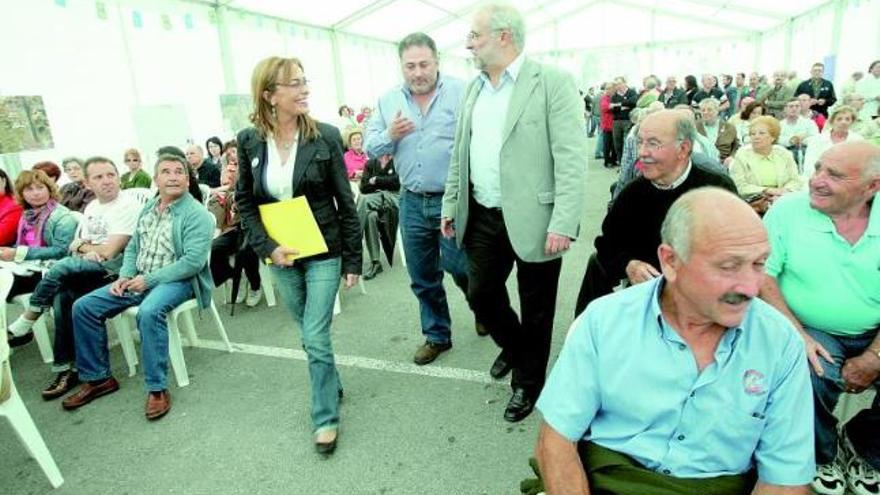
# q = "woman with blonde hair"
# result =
<box><xmin>120</xmin><ymin>148</ymin><xmax>151</xmax><ymax>189</ymax></box>
<box><xmin>729</xmin><ymin>115</ymin><xmax>801</xmax><ymax>214</ymax></box>
<box><xmin>3</xmin><ymin>170</ymin><xmax>78</xmax><ymax>346</ymax></box>
<box><xmin>802</xmin><ymin>105</ymin><xmax>864</xmax><ymax>180</ymax></box>
<box><xmin>235</xmin><ymin>56</ymin><xmax>361</xmax><ymax>455</ymax></box>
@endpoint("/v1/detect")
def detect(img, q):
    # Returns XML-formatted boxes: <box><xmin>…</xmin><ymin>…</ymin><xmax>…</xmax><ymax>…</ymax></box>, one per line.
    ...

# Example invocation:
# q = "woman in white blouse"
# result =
<box><xmin>235</xmin><ymin>56</ymin><xmax>362</xmax><ymax>456</ymax></box>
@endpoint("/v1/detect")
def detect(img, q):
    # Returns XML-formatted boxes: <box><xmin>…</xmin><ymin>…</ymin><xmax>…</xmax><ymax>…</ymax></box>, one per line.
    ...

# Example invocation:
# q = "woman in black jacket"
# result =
<box><xmin>235</xmin><ymin>56</ymin><xmax>361</xmax><ymax>456</ymax></box>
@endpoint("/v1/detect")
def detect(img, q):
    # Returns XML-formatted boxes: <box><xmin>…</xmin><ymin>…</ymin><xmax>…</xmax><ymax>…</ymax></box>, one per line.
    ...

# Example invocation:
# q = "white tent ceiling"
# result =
<box><xmin>215</xmin><ymin>0</ymin><xmax>830</xmax><ymax>55</ymax></box>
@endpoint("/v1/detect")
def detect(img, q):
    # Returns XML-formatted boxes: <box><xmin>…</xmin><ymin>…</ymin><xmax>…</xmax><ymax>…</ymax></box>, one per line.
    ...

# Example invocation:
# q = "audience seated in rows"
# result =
<box><xmin>6</xmin><ymin>157</ymin><xmax>139</xmax><ymax>399</ymax></box>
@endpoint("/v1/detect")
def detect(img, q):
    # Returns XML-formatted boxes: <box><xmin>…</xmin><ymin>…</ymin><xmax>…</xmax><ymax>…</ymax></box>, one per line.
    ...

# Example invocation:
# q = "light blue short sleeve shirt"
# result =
<box><xmin>536</xmin><ymin>277</ymin><xmax>815</xmax><ymax>485</ymax></box>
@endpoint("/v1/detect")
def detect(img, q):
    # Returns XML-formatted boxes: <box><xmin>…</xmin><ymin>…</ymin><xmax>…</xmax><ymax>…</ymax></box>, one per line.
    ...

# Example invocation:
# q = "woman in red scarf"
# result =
<box><xmin>2</xmin><ymin>170</ymin><xmax>78</xmax><ymax>347</ymax></box>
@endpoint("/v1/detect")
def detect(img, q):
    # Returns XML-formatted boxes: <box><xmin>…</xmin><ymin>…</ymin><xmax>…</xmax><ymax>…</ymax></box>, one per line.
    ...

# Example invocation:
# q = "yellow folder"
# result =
<box><xmin>258</xmin><ymin>196</ymin><xmax>329</xmax><ymax>263</ymax></box>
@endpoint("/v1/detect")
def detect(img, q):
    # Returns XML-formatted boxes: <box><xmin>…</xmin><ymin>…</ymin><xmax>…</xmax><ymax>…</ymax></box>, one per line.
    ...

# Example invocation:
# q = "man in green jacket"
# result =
<box><xmin>60</xmin><ymin>154</ymin><xmax>214</xmax><ymax>421</ymax></box>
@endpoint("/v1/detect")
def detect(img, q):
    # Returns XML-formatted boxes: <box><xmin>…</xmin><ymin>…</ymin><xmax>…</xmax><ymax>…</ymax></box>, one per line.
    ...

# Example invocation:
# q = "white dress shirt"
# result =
<box><xmin>265</xmin><ymin>135</ymin><xmax>298</xmax><ymax>200</ymax></box>
<box><xmin>469</xmin><ymin>53</ymin><xmax>526</xmax><ymax>209</ymax></box>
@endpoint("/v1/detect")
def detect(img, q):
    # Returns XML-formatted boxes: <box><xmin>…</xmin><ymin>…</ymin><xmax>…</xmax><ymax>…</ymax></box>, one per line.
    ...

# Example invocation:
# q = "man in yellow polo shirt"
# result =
<box><xmin>760</xmin><ymin>141</ymin><xmax>880</xmax><ymax>495</ymax></box>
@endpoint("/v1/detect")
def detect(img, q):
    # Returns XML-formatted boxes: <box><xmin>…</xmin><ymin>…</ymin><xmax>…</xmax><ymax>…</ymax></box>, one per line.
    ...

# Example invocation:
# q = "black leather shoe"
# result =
<box><xmin>42</xmin><ymin>370</ymin><xmax>79</xmax><ymax>401</ymax></box>
<box><xmin>7</xmin><ymin>330</ymin><xmax>34</xmax><ymax>348</ymax></box>
<box><xmin>363</xmin><ymin>261</ymin><xmax>383</xmax><ymax>280</ymax></box>
<box><xmin>490</xmin><ymin>350</ymin><xmax>512</xmax><ymax>379</ymax></box>
<box><xmin>504</xmin><ymin>388</ymin><xmax>535</xmax><ymax>423</ymax></box>
<box><xmin>475</xmin><ymin>320</ymin><xmax>489</xmax><ymax>337</ymax></box>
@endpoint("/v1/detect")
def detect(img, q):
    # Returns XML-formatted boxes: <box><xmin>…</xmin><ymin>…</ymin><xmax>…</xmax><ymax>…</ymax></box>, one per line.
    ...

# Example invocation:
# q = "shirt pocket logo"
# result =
<box><xmin>743</xmin><ymin>369</ymin><xmax>767</xmax><ymax>396</ymax></box>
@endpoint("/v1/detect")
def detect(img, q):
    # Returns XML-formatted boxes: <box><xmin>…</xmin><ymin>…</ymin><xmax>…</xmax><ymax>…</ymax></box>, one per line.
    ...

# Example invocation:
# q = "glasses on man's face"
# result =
<box><xmin>466</xmin><ymin>28</ymin><xmax>502</xmax><ymax>41</ymax></box>
<box><xmin>275</xmin><ymin>78</ymin><xmax>309</xmax><ymax>90</ymax></box>
<box><xmin>636</xmin><ymin>139</ymin><xmax>677</xmax><ymax>153</ymax></box>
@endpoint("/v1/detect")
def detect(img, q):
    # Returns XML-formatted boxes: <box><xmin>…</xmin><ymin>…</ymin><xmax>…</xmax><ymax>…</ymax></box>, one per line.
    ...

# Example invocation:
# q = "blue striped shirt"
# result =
<box><xmin>364</xmin><ymin>74</ymin><xmax>464</xmax><ymax>193</ymax></box>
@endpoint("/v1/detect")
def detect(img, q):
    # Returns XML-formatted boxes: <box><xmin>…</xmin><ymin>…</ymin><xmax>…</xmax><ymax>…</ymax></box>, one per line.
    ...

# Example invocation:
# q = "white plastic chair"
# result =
<box><xmin>111</xmin><ymin>298</ymin><xmax>233</xmax><ymax>387</ymax></box>
<box><xmin>122</xmin><ymin>187</ymin><xmax>154</xmax><ymax>206</ymax></box>
<box><xmin>0</xmin><ymin>270</ymin><xmax>64</xmax><ymax>489</ymax></box>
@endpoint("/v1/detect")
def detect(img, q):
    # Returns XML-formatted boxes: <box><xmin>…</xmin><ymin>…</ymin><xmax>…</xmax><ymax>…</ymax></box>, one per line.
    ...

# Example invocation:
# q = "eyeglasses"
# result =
<box><xmin>636</xmin><ymin>139</ymin><xmax>680</xmax><ymax>152</ymax></box>
<box><xmin>466</xmin><ymin>28</ymin><xmax>503</xmax><ymax>41</ymax></box>
<box><xmin>275</xmin><ymin>78</ymin><xmax>309</xmax><ymax>90</ymax></box>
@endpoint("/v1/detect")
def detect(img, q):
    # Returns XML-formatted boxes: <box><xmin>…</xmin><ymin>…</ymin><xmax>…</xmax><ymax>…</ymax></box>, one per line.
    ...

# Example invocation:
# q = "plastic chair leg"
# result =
<box><xmin>166</xmin><ymin>315</ymin><xmax>189</xmax><ymax>388</ymax></box>
<box><xmin>31</xmin><ymin>316</ymin><xmax>53</xmax><ymax>364</ymax></box>
<box><xmin>110</xmin><ymin>317</ymin><xmax>138</xmax><ymax>377</ymax></box>
<box><xmin>208</xmin><ymin>301</ymin><xmax>233</xmax><ymax>353</ymax></box>
<box><xmin>179</xmin><ymin>310</ymin><xmax>199</xmax><ymax>347</ymax></box>
<box><xmin>4</xmin><ymin>385</ymin><xmax>64</xmax><ymax>488</ymax></box>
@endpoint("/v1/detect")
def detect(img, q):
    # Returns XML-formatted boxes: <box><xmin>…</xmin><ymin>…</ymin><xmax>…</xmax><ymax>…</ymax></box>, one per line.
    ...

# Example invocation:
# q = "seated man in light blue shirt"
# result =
<box><xmin>535</xmin><ymin>187</ymin><xmax>814</xmax><ymax>495</ymax></box>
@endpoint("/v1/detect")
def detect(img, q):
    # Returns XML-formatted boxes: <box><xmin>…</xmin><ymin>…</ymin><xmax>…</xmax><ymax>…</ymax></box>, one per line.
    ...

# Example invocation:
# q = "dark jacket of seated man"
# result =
<box><xmin>538</xmin><ymin>188</ymin><xmax>814</xmax><ymax>495</ymax></box>
<box><xmin>358</xmin><ymin>155</ymin><xmax>400</xmax><ymax>195</ymax></box>
<box><xmin>576</xmin><ymin>164</ymin><xmax>736</xmax><ymax>316</ymax></box>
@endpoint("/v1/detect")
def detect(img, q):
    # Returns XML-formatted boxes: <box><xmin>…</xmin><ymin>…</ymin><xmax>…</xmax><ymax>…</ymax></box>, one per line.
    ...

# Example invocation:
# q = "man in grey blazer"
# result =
<box><xmin>441</xmin><ymin>3</ymin><xmax>587</xmax><ymax>423</ymax></box>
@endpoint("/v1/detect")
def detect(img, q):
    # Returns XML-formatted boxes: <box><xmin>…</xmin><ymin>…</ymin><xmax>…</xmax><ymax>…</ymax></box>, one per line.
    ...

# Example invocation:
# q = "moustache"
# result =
<box><xmin>720</xmin><ymin>292</ymin><xmax>751</xmax><ymax>305</ymax></box>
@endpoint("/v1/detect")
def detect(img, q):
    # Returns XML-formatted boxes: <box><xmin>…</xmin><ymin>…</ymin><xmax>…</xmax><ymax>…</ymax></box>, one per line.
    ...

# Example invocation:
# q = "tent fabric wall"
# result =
<box><xmin>1</xmin><ymin>0</ymin><xmax>878</xmax><ymax>172</ymax></box>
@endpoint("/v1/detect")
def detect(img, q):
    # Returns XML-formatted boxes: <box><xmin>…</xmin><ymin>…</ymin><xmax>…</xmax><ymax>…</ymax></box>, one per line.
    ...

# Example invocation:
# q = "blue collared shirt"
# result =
<box><xmin>364</xmin><ymin>74</ymin><xmax>465</xmax><ymax>194</ymax></box>
<box><xmin>536</xmin><ymin>277</ymin><xmax>814</xmax><ymax>485</ymax></box>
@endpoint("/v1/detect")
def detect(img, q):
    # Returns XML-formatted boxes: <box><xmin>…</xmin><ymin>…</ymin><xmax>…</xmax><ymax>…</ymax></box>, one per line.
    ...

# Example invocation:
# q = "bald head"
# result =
<box><xmin>821</xmin><ymin>141</ymin><xmax>880</xmax><ymax>180</ymax></box>
<box><xmin>185</xmin><ymin>145</ymin><xmax>204</xmax><ymax>168</ymax></box>
<box><xmin>662</xmin><ymin>187</ymin><xmax>764</xmax><ymax>261</ymax></box>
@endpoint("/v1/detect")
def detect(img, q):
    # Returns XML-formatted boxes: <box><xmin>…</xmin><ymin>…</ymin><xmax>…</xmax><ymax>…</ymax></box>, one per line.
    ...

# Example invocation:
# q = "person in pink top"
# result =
<box><xmin>343</xmin><ymin>129</ymin><xmax>368</xmax><ymax>180</ymax></box>
<box><xmin>599</xmin><ymin>82</ymin><xmax>616</xmax><ymax>168</ymax></box>
<box><xmin>0</xmin><ymin>168</ymin><xmax>23</xmax><ymax>246</ymax></box>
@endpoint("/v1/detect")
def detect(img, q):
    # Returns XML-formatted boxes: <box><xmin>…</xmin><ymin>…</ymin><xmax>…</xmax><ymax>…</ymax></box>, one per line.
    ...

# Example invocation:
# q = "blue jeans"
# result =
<box><xmin>29</xmin><ymin>256</ymin><xmax>116</xmax><ymax>370</ymax></box>
<box><xmin>270</xmin><ymin>257</ymin><xmax>342</xmax><ymax>433</ymax></box>
<box><xmin>73</xmin><ymin>280</ymin><xmax>193</xmax><ymax>392</ymax></box>
<box><xmin>593</xmin><ymin>130</ymin><xmax>605</xmax><ymax>159</ymax></box>
<box><xmin>807</xmin><ymin>327</ymin><xmax>880</xmax><ymax>468</ymax></box>
<box><xmin>398</xmin><ymin>190</ymin><xmax>469</xmax><ymax>344</ymax></box>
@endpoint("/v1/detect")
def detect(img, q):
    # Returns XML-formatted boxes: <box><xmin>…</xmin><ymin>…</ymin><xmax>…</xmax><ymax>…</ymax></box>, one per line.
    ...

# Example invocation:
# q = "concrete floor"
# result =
<box><xmin>1</xmin><ymin>149</ymin><xmax>616</xmax><ymax>495</ymax></box>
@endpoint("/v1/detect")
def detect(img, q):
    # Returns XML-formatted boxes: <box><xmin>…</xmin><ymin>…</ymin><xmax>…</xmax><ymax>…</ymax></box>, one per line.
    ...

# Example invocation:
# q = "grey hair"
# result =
<box><xmin>674</xmin><ymin>112</ymin><xmax>698</xmax><ymax>147</ymax></box>
<box><xmin>865</xmin><ymin>149</ymin><xmax>880</xmax><ymax>180</ymax></box>
<box><xmin>698</xmin><ymin>97</ymin><xmax>720</xmax><ymax>111</ymax></box>
<box><xmin>660</xmin><ymin>192</ymin><xmax>699</xmax><ymax>261</ymax></box>
<box><xmin>398</xmin><ymin>32</ymin><xmax>437</xmax><ymax>59</ymax></box>
<box><xmin>484</xmin><ymin>3</ymin><xmax>526</xmax><ymax>52</ymax></box>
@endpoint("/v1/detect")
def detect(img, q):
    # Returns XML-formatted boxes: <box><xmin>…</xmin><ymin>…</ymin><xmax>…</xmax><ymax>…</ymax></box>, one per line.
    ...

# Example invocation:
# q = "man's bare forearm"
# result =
<box><xmin>752</xmin><ymin>481</ymin><xmax>809</xmax><ymax>495</ymax></box>
<box><xmin>535</xmin><ymin>422</ymin><xmax>590</xmax><ymax>495</ymax></box>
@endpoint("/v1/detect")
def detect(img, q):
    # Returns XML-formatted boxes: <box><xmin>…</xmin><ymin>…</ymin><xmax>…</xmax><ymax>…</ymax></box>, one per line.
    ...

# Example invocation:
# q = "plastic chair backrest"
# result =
<box><xmin>122</xmin><ymin>187</ymin><xmax>154</xmax><ymax>206</ymax></box>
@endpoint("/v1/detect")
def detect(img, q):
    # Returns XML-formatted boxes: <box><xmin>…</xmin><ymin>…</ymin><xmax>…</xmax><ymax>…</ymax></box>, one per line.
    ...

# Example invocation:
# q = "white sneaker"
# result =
<box><xmin>245</xmin><ymin>288</ymin><xmax>262</xmax><ymax>307</ymax></box>
<box><xmin>842</xmin><ymin>433</ymin><xmax>880</xmax><ymax>495</ymax></box>
<box><xmin>812</xmin><ymin>463</ymin><xmax>847</xmax><ymax>495</ymax></box>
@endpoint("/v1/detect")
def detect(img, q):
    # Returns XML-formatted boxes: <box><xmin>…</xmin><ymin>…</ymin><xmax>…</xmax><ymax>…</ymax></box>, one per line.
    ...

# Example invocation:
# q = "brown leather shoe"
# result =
<box><xmin>42</xmin><ymin>370</ymin><xmax>80</xmax><ymax>401</ymax></box>
<box><xmin>413</xmin><ymin>341</ymin><xmax>452</xmax><ymax>365</ymax></box>
<box><xmin>61</xmin><ymin>377</ymin><xmax>120</xmax><ymax>410</ymax></box>
<box><xmin>145</xmin><ymin>390</ymin><xmax>171</xmax><ymax>421</ymax></box>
